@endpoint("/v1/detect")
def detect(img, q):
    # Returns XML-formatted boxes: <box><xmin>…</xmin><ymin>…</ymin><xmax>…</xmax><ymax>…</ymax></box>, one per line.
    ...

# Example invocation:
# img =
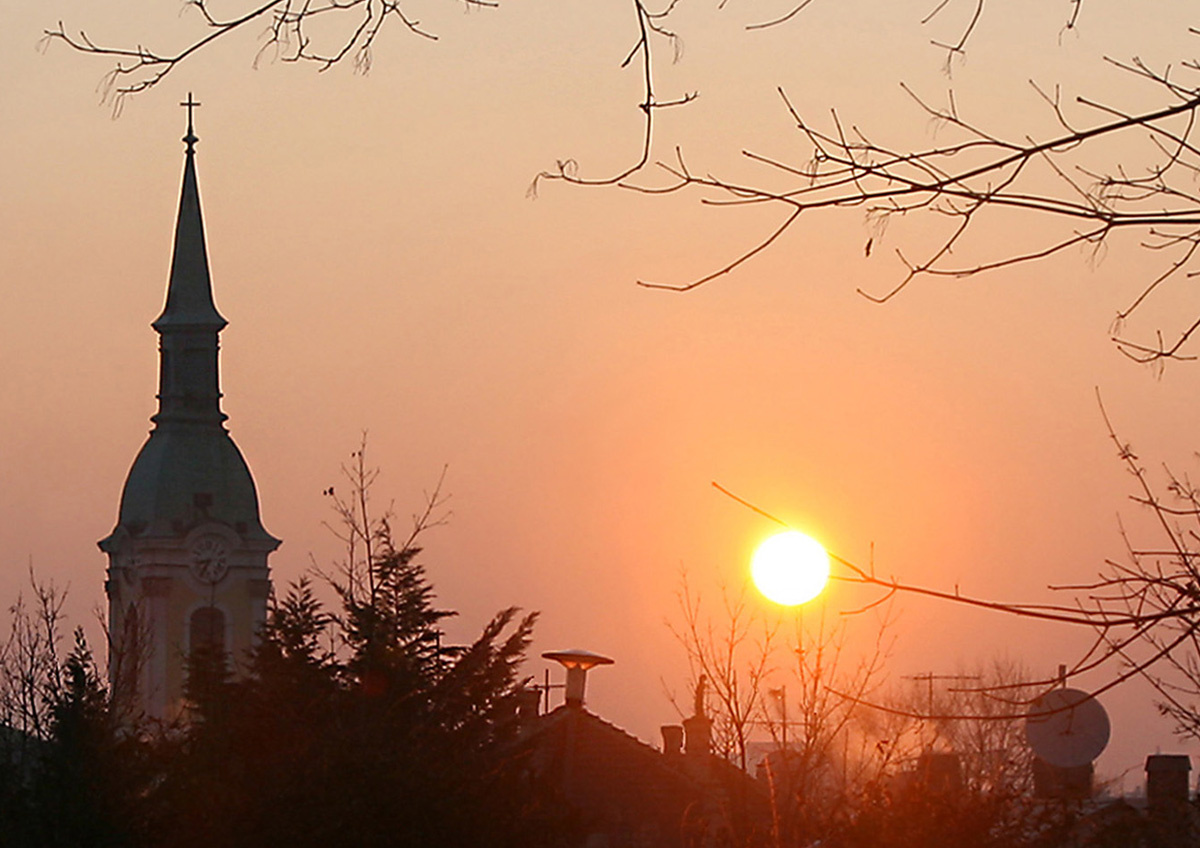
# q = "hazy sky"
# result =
<box><xmin>6</xmin><ymin>0</ymin><xmax>1200</xmax><ymax>785</ymax></box>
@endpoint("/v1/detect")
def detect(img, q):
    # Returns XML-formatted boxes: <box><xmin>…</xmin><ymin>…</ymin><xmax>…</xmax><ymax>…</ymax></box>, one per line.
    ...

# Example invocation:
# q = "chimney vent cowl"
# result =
<box><xmin>542</xmin><ymin>648</ymin><xmax>614</xmax><ymax>709</ymax></box>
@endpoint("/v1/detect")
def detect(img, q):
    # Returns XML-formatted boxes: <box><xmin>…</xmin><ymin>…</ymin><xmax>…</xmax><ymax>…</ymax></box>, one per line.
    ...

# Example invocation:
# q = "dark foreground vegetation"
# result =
<box><xmin>0</xmin><ymin>460</ymin><xmax>1188</xmax><ymax>848</ymax></box>
<box><xmin>0</xmin><ymin>537</ymin><xmax>1184</xmax><ymax>848</ymax></box>
<box><xmin>0</xmin><ymin>526</ymin><xmax>577</xmax><ymax>848</ymax></box>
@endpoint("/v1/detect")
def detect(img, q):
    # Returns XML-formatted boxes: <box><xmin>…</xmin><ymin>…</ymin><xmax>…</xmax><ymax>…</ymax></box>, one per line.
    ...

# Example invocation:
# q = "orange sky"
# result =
<box><xmin>6</xmin><ymin>0</ymin><xmax>1200</xmax><ymax>786</ymax></box>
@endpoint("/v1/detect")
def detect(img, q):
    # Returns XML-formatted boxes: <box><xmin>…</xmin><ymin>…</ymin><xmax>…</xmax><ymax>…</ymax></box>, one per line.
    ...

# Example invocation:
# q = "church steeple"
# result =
<box><xmin>152</xmin><ymin>95</ymin><xmax>228</xmax><ymax>426</ymax></box>
<box><xmin>101</xmin><ymin>104</ymin><xmax>279</xmax><ymax>721</ymax></box>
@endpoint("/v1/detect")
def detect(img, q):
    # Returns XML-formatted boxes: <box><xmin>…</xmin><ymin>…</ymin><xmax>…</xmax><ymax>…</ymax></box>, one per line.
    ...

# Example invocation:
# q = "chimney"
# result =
<box><xmin>683</xmin><ymin>714</ymin><xmax>712</xmax><ymax>756</ymax></box>
<box><xmin>542</xmin><ymin>649</ymin><xmax>614</xmax><ymax>709</ymax></box>
<box><xmin>1146</xmin><ymin>754</ymin><xmax>1191</xmax><ymax>810</ymax></box>
<box><xmin>683</xmin><ymin>675</ymin><xmax>712</xmax><ymax>756</ymax></box>
<box><xmin>661</xmin><ymin>724</ymin><xmax>684</xmax><ymax>757</ymax></box>
<box><xmin>516</xmin><ymin>687</ymin><xmax>541</xmax><ymax>725</ymax></box>
<box><xmin>1032</xmin><ymin>757</ymin><xmax>1093</xmax><ymax>800</ymax></box>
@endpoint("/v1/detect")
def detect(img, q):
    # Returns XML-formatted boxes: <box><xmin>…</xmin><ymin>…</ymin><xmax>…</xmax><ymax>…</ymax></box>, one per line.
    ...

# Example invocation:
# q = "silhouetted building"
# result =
<box><xmin>1145</xmin><ymin>754</ymin><xmax>1198</xmax><ymax>848</ymax></box>
<box><xmin>1147</xmin><ymin>754</ymin><xmax>1191</xmax><ymax>813</ymax></box>
<box><xmin>524</xmin><ymin>657</ymin><xmax>769</xmax><ymax>847</ymax></box>
<box><xmin>1064</xmin><ymin>755</ymin><xmax>1200</xmax><ymax>848</ymax></box>
<box><xmin>1033</xmin><ymin>755</ymin><xmax>1094</xmax><ymax>800</ymax></box>
<box><xmin>916</xmin><ymin>751</ymin><xmax>964</xmax><ymax>795</ymax></box>
<box><xmin>99</xmin><ymin>106</ymin><xmax>279</xmax><ymax>721</ymax></box>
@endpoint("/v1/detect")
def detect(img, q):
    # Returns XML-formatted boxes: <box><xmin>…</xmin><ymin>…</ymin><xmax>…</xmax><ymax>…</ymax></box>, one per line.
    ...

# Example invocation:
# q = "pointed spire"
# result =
<box><xmin>153</xmin><ymin>94</ymin><xmax>226</xmax><ymax>332</ymax></box>
<box><xmin>151</xmin><ymin>98</ymin><xmax>228</xmax><ymax>427</ymax></box>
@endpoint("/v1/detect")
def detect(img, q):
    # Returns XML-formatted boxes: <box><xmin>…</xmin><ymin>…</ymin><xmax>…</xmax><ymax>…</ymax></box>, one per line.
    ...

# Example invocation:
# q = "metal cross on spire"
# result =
<box><xmin>181</xmin><ymin>92</ymin><xmax>201</xmax><ymax>153</ymax></box>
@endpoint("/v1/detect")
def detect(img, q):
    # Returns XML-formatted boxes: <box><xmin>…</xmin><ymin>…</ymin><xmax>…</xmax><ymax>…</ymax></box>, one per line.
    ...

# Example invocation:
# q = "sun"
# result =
<box><xmin>751</xmin><ymin>530</ymin><xmax>830</xmax><ymax>606</ymax></box>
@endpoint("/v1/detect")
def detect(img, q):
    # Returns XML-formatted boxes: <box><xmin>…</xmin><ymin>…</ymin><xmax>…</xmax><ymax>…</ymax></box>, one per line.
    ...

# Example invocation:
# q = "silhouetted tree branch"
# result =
<box><xmin>40</xmin><ymin>0</ymin><xmax>491</xmax><ymax>113</ymax></box>
<box><xmin>46</xmin><ymin>2</ymin><xmax>1200</xmax><ymax>357</ymax></box>
<box><xmin>716</xmin><ymin>428</ymin><xmax>1200</xmax><ymax>738</ymax></box>
<box><xmin>668</xmin><ymin>571</ymin><xmax>777</xmax><ymax>771</ymax></box>
<box><xmin>761</xmin><ymin>606</ymin><xmax>897</xmax><ymax>845</ymax></box>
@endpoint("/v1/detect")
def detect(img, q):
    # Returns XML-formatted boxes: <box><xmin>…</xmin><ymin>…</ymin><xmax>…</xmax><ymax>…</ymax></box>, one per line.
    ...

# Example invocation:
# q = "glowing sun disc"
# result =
<box><xmin>751</xmin><ymin>531</ymin><xmax>830</xmax><ymax>606</ymax></box>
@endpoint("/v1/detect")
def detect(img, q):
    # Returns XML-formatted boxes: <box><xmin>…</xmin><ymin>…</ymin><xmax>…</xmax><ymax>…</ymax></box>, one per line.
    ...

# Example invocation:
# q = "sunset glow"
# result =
<box><xmin>6</xmin><ymin>0</ymin><xmax>1199</xmax><ymax>782</ymax></box>
<box><xmin>751</xmin><ymin>530</ymin><xmax>830</xmax><ymax>606</ymax></box>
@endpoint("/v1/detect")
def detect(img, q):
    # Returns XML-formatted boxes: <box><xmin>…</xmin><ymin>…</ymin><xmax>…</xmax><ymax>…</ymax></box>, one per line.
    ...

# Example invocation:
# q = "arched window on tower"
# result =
<box><xmin>187</xmin><ymin>606</ymin><xmax>227</xmax><ymax>710</ymax></box>
<box><xmin>189</xmin><ymin>606</ymin><xmax>226</xmax><ymax>658</ymax></box>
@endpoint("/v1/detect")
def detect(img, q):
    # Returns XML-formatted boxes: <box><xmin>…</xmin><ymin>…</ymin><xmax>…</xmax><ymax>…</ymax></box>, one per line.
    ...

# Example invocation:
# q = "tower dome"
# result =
<box><xmin>116</xmin><ymin>427</ymin><xmax>272</xmax><ymax>542</ymax></box>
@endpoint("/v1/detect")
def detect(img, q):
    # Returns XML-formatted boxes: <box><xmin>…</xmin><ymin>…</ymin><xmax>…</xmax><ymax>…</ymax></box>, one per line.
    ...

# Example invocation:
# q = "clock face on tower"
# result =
<box><xmin>190</xmin><ymin>534</ymin><xmax>230</xmax><ymax>583</ymax></box>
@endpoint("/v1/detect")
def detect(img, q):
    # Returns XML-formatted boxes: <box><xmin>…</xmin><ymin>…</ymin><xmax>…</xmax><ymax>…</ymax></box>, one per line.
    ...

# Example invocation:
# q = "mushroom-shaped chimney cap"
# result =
<box><xmin>542</xmin><ymin>649</ymin><xmax>614</xmax><ymax>709</ymax></box>
<box><xmin>542</xmin><ymin>648</ymin><xmax>615</xmax><ymax>670</ymax></box>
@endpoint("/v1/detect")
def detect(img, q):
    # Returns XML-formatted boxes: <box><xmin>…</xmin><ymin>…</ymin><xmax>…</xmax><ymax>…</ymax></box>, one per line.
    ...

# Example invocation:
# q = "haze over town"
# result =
<box><xmin>7</xmin><ymin>0</ymin><xmax>1200</xmax><ymax>791</ymax></box>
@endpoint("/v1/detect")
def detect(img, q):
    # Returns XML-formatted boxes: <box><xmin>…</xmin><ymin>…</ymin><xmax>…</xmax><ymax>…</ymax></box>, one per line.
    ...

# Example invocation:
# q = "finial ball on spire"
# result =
<box><xmin>181</xmin><ymin>92</ymin><xmax>201</xmax><ymax>153</ymax></box>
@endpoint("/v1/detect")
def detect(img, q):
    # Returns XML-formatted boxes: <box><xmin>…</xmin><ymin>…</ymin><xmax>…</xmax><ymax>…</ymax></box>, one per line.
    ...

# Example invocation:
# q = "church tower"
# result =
<box><xmin>100</xmin><ymin>101</ymin><xmax>280</xmax><ymax>721</ymax></box>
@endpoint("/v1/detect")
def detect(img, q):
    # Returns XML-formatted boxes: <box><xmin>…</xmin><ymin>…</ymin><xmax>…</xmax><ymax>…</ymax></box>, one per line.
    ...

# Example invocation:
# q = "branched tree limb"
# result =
<box><xmin>40</xmin><ymin>0</ymin><xmax>485</xmax><ymax>113</ymax></box>
<box><xmin>527</xmin><ymin>0</ymin><xmax>695</xmax><ymax>199</ymax></box>
<box><xmin>711</xmin><ymin>454</ymin><xmax>1200</xmax><ymax>736</ymax></box>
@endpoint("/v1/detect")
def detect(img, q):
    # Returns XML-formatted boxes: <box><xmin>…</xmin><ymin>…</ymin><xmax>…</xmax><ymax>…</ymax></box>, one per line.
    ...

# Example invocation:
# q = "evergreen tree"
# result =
<box><xmin>32</xmin><ymin>629</ymin><xmax>149</xmax><ymax>847</ymax></box>
<box><xmin>152</xmin><ymin>529</ymin><xmax>549</xmax><ymax>848</ymax></box>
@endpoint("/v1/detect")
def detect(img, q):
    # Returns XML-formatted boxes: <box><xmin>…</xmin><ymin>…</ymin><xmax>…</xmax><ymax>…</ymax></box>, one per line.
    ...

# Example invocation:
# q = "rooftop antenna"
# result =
<box><xmin>542</xmin><ymin>648</ymin><xmax>613</xmax><ymax>709</ymax></box>
<box><xmin>534</xmin><ymin>668</ymin><xmax>566</xmax><ymax>713</ymax></box>
<box><xmin>903</xmin><ymin>671</ymin><xmax>980</xmax><ymax>750</ymax></box>
<box><xmin>903</xmin><ymin>672</ymin><xmax>981</xmax><ymax>716</ymax></box>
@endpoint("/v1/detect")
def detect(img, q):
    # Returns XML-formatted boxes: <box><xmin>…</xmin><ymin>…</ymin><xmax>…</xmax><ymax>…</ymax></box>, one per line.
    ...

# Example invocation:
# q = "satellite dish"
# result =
<box><xmin>1025</xmin><ymin>688</ymin><xmax>1110</xmax><ymax>768</ymax></box>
